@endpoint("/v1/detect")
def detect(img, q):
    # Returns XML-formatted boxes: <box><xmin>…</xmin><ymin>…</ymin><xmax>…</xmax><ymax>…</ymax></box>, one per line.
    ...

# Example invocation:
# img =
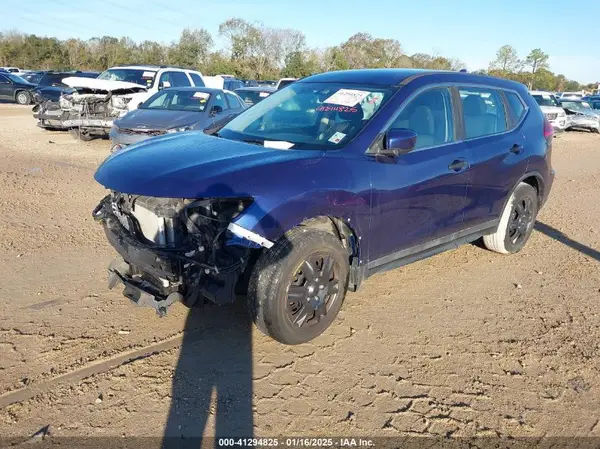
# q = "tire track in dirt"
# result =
<box><xmin>0</xmin><ymin>332</ymin><xmax>186</xmax><ymax>409</ymax></box>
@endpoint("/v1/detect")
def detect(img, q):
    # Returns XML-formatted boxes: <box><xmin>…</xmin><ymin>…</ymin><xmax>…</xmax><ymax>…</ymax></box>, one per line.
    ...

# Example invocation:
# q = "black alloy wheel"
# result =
<box><xmin>286</xmin><ymin>252</ymin><xmax>342</xmax><ymax>328</ymax></box>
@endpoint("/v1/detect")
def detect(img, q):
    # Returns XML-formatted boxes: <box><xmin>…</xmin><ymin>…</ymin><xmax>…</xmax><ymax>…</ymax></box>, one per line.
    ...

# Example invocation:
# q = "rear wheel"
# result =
<box><xmin>69</xmin><ymin>127</ymin><xmax>94</xmax><ymax>142</ymax></box>
<box><xmin>15</xmin><ymin>90</ymin><xmax>31</xmax><ymax>105</ymax></box>
<box><xmin>248</xmin><ymin>227</ymin><xmax>349</xmax><ymax>345</ymax></box>
<box><xmin>483</xmin><ymin>182</ymin><xmax>538</xmax><ymax>254</ymax></box>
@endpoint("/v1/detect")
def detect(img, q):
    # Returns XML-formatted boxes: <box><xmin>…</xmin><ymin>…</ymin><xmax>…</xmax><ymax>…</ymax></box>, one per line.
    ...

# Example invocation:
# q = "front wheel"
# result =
<box><xmin>248</xmin><ymin>227</ymin><xmax>349</xmax><ymax>345</ymax></box>
<box><xmin>15</xmin><ymin>90</ymin><xmax>31</xmax><ymax>105</ymax></box>
<box><xmin>483</xmin><ymin>182</ymin><xmax>538</xmax><ymax>254</ymax></box>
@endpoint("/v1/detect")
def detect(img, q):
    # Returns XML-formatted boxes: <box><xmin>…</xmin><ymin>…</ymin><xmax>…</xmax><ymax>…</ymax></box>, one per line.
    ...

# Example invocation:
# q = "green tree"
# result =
<box><xmin>169</xmin><ymin>28</ymin><xmax>213</xmax><ymax>68</ymax></box>
<box><xmin>489</xmin><ymin>45</ymin><xmax>520</xmax><ymax>73</ymax></box>
<box><xmin>525</xmin><ymin>48</ymin><xmax>549</xmax><ymax>89</ymax></box>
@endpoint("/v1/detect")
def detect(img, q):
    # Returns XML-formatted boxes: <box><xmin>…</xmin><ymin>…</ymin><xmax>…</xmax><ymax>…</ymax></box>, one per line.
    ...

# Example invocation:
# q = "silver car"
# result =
<box><xmin>560</xmin><ymin>99</ymin><xmax>600</xmax><ymax>133</ymax></box>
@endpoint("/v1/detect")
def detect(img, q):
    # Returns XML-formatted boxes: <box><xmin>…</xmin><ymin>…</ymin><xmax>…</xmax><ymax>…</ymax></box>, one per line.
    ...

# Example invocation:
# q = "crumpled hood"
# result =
<box><xmin>94</xmin><ymin>132</ymin><xmax>323</xmax><ymax>198</ymax></box>
<box><xmin>116</xmin><ymin>109</ymin><xmax>206</xmax><ymax>130</ymax></box>
<box><xmin>62</xmin><ymin>77</ymin><xmax>147</xmax><ymax>92</ymax></box>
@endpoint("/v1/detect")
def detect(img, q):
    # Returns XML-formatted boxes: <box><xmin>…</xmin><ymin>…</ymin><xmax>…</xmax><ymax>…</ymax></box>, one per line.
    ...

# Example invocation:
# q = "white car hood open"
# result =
<box><xmin>62</xmin><ymin>77</ymin><xmax>147</xmax><ymax>92</ymax></box>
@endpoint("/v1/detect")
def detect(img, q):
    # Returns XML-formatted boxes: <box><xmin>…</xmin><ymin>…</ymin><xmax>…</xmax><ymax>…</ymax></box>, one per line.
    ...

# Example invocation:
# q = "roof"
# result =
<box><xmin>162</xmin><ymin>87</ymin><xmax>226</xmax><ymax>94</ymax></box>
<box><xmin>234</xmin><ymin>86</ymin><xmax>276</xmax><ymax>92</ymax></box>
<box><xmin>299</xmin><ymin>69</ymin><xmax>526</xmax><ymax>90</ymax></box>
<box><xmin>108</xmin><ymin>65</ymin><xmax>202</xmax><ymax>73</ymax></box>
<box><xmin>300</xmin><ymin>69</ymin><xmax>437</xmax><ymax>86</ymax></box>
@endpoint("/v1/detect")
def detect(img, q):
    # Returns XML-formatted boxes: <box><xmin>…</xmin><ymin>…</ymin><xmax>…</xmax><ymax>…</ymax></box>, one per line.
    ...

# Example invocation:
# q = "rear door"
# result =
<box><xmin>459</xmin><ymin>87</ymin><xmax>529</xmax><ymax>229</ymax></box>
<box><xmin>369</xmin><ymin>87</ymin><xmax>471</xmax><ymax>261</ymax></box>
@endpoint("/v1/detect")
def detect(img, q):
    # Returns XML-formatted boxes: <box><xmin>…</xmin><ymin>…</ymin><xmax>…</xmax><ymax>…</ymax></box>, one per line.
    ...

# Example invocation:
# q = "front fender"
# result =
<box><xmin>231</xmin><ymin>189</ymin><xmax>371</xmax><ymax>259</ymax></box>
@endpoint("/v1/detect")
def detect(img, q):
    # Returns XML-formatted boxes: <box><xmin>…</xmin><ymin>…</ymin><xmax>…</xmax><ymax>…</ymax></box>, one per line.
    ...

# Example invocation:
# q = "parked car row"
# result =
<box><xmin>26</xmin><ymin>65</ymin><xmax>292</xmax><ymax>143</ymax></box>
<box><xmin>530</xmin><ymin>90</ymin><xmax>600</xmax><ymax>134</ymax></box>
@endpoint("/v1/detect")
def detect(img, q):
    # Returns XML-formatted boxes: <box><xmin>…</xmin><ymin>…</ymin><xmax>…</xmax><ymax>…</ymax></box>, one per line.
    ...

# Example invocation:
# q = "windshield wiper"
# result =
<box><xmin>240</xmin><ymin>137</ymin><xmax>265</xmax><ymax>146</ymax></box>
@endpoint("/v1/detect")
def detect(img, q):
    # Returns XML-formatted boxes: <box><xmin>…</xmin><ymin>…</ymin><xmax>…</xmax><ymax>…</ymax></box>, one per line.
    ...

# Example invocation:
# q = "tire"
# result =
<box><xmin>483</xmin><ymin>182</ymin><xmax>538</xmax><ymax>254</ymax></box>
<box><xmin>15</xmin><ymin>90</ymin><xmax>31</xmax><ymax>105</ymax></box>
<box><xmin>69</xmin><ymin>127</ymin><xmax>94</xmax><ymax>142</ymax></box>
<box><xmin>248</xmin><ymin>227</ymin><xmax>349</xmax><ymax>345</ymax></box>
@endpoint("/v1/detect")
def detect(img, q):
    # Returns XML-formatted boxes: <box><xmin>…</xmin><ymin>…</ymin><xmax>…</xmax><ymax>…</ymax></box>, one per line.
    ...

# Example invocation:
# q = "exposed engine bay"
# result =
<box><xmin>92</xmin><ymin>192</ymin><xmax>259</xmax><ymax>315</ymax></box>
<box><xmin>59</xmin><ymin>86</ymin><xmax>145</xmax><ymax>137</ymax></box>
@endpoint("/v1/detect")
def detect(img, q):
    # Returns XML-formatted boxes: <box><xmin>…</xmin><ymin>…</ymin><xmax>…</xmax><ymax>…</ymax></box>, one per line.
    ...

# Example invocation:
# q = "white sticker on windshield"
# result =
<box><xmin>264</xmin><ymin>140</ymin><xmax>294</xmax><ymax>150</ymax></box>
<box><xmin>259</xmin><ymin>92</ymin><xmax>270</xmax><ymax>98</ymax></box>
<box><xmin>142</xmin><ymin>71</ymin><xmax>156</xmax><ymax>79</ymax></box>
<box><xmin>324</xmin><ymin>89</ymin><xmax>370</xmax><ymax>107</ymax></box>
<box><xmin>193</xmin><ymin>92</ymin><xmax>210</xmax><ymax>100</ymax></box>
<box><xmin>328</xmin><ymin>132</ymin><xmax>346</xmax><ymax>144</ymax></box>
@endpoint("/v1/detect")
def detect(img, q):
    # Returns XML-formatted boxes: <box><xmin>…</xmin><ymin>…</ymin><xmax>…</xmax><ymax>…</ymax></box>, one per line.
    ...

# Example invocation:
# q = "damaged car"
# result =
<box><xmin>560</xmin><ymin>98</ymin><xmax>600</xmax><ymax>133</ymax></box>
<box><xmin>93</xmin><ymin>69</ymin><xmax>554</xmax><ymax>344</ymax></box>
<box><xmin>57</xmin><ymin>65</ymin><xmax>205</xmax><ymax>140</ymax></box>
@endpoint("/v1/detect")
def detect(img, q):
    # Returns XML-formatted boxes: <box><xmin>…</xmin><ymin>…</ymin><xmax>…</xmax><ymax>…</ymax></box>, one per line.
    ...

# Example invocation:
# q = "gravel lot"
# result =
<box><xmin>0</xmin><ymin>103</ymin><xmax>599</xmax><ymax>443</ymax></box>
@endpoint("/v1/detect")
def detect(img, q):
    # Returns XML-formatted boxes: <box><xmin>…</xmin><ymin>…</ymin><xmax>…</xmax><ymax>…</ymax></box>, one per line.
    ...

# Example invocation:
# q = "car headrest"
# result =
<box><xmin>463</xmin><ymin>95</ymin><xmax>486</xmax><ymax>116</ymax></box>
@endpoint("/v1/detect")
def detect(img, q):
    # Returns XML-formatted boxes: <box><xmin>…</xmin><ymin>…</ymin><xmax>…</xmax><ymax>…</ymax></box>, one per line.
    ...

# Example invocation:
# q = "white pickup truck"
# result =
<box><xmin>58</xmin><ymin>65</ymin><xmax>205</xmax><ymax>140</ymax></box>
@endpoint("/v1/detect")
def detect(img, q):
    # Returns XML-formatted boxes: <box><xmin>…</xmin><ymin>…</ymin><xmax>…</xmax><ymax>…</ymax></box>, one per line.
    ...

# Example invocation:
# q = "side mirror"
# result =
<box><xmin>380</xmin><ymin>128</ymin><xmax>417</xmax><ymax>157</ymax></box>
<box><xmin>210</xmin><ymin>105</ymin><xmax>223</xmax><ymax>116</ymax></box>
<box><xmin>159</xmin><ymin>80</ymin><xmax>171</xmax><ymax>90</ymax></box>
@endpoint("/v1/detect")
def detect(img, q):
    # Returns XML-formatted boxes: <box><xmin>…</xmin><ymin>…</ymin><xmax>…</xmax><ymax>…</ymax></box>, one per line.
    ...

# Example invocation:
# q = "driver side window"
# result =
<box><xmin>390</xmin><ymin>87</ymin><xmax>454</xmax><ymax>150</ymax></box>
<box><xmin>212</xmin><ymin>93</ymin><xmax>229</xmax><ymax>112</ymax></box>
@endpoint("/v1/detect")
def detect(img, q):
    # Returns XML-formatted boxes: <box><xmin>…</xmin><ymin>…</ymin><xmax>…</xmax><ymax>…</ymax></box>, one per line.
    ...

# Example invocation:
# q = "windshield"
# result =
<box><xmin>98</xmin><ymin>68</ymin><xmax>156</xmax><ymax>87</ymax></box>
<box><xmin>562</xmin><ymin>101</ymin><xmax>590</xmax><ymax>110</ymax></box>
<box><xmin>140</xmin><ymin>89</ymin><xmax>211</xmax><ymax>112</ymax></box>
<box><xmin>532</xmin><ymin>94</ymin><xmax>558</xmax><ymax>107</ymax></box>
<box><xmin>220</xmin><ymin>82</ymin><xmax>394</xmax><ymax>149</ymax></box>
<box><xmin>236</xmin><ymin>90</ymin><xmax>272</xmax><ymax>106</ymax></box>
<box><xmin>5</xmin><ymin>73</ymin><xmax>28</xmax><ymax>84</ymax></box>
<box><xmin>22</xmin><ymin>73</ymin><xmax>42</xmax><ymax>84</ymax></box>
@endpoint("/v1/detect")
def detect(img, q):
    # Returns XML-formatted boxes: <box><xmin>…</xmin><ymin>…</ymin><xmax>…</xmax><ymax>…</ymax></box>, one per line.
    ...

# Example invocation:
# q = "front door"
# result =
<box><xmin>0</xmin><ymin>74</ymin><xmax>12</xmax><ymax>99</ymax></box>
<box><xmin>369</xmin><ymin>87</ymin><xmax>471</xmax><ymax>262</ymax></box>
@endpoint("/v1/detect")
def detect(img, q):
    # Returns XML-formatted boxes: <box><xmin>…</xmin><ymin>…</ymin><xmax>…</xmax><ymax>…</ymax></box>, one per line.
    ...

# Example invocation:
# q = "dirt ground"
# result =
<box><xmin>0</xmin><ymin>102</ymin><xmax>599</xmax><ymax>443</ymax></box>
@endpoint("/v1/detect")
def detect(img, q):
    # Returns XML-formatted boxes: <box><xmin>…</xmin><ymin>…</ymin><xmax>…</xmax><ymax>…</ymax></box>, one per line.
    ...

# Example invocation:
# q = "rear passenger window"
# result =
<box><xmin>459</xmin><ymin>88</ymin><xmax>506</xmax><ymax>139</ymax></box>
<box><xmin>189</xmin><ymin>73</ymin><xmax>205</xmax><ymax>87</ymax></box>
<box><xmin>226</xmin><ymin>92</ymin><xmax>242</xmax><ymax>108</ymax></box>
<box><xmin>390</xmin><ymin>88</ymin><xmax>454</xmax><ymax>150</ymax></box>
<box><xmin>505</xmin><ymin>91</ymin><xmax>526</xmax><ymax>124</ymax></box>
<box><xmin>160</xmin><ymin>71</ymin><xmax>191</xmax><ymax>88</ymax></box>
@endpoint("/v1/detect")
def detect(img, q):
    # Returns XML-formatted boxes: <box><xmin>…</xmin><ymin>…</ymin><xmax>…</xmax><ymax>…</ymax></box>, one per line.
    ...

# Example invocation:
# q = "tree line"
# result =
<box><xmin>0</xmin><ymin>20</ymin><xmax>594</xmax><ymax>91</ymax></box>
<box><xmin>484</xmin><ymin>45</ymin><xmax>593</xmax><ymax>92</ymax></box>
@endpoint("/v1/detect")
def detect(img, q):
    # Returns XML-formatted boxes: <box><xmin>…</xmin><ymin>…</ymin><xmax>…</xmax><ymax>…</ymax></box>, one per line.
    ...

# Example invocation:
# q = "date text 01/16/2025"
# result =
<box><xmin>217</xmin><ymin>438</ymin><xmax>375</xmax><ymax>447</ymax></box>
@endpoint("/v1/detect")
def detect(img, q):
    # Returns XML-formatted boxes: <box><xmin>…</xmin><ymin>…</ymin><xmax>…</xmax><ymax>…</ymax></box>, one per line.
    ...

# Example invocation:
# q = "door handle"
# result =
<box><xmin>448</xmin><ymin>159</ymin><xmax>468</xmax><ymax>172</ymax></box>
<box><xmin>510</xmin><ymin>144</ymin><xmax>524</xmax><ymax>155</ymax></box>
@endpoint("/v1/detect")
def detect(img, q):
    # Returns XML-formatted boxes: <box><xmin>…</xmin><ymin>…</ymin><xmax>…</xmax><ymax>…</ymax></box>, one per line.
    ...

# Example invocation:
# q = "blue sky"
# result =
<box><xmin>4</xmin><ymin>0</ymin><xmax>599</xmax><ymax>83</ymax></box>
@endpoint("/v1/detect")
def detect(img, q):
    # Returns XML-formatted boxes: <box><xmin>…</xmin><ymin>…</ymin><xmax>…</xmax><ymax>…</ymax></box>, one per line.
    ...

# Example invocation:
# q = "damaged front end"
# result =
<box><xmin>59</xmin><ymin>87</ymin><xmax>143</xmax><ymax>138</ymax></box>
<box><xmin>92</xmin><ymin>192</ymin><xmax>270</xmax><ymax>315</ymax></box>
<box><xmin>33</xmin><ymin>99</ymin><xmax>67</xmax><ymax>130</ymax></box>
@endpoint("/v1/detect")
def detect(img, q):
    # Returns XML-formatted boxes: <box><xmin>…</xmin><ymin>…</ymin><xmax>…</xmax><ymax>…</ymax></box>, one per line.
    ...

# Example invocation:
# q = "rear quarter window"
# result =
<box><xmin>505</xmin><ymin>91</ymin><xmax>527</xmax><ymax>126</ymax></box>
<box><xmin>189</xmin><ymin>73</ymin><xmax>205</xmax><ymax>87</ymax></box>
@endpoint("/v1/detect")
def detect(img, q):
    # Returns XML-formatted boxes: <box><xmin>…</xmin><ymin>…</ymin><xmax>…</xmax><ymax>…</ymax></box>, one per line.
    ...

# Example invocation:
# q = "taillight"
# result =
<box><xmin>543</xmin><ymin>117</ymin><xmax>554</xmax><ymax>138</ymax></box>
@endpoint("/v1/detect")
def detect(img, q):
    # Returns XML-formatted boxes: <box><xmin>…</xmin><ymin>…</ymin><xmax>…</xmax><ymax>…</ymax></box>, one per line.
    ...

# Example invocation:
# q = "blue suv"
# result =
<box><xmin>93</xmin><ymin>69</ymin><xmax>555</xmax><ymax>344</ymax></box>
